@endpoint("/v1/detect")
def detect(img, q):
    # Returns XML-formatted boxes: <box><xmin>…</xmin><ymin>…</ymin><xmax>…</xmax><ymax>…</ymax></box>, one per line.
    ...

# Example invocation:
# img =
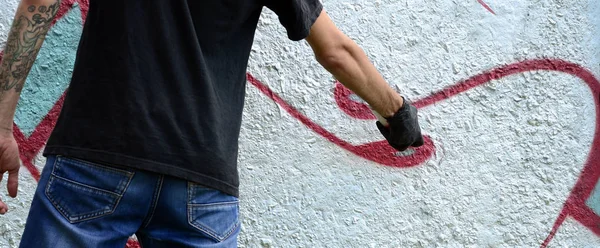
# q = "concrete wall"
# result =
<box><xmin>0</xmin><ymin>0</ymin><xmax>599</xmax><ymax>247</ymax></box>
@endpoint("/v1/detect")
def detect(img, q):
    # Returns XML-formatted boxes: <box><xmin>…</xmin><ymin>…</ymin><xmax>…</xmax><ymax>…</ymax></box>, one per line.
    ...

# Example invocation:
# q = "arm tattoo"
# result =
<box><xmin>0</xmin><ymin>1</ymin><xmax>61</xmax><ymax>96</ymax></box>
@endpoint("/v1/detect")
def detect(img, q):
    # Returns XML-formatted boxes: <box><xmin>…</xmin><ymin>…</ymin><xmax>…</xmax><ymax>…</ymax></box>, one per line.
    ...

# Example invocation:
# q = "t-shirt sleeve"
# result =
<box><xmin>264</xmin><ymin>0</ymin><xmax>323</xmax><ymax>41</ymax></box>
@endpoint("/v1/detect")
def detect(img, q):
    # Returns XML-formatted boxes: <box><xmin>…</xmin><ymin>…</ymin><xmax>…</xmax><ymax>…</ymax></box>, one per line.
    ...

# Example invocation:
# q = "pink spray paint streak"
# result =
<box><xmin>250</xmin><ymin>59</ymin><xmax>600</xmax><ymax>247</ymax></box>
<box><xmin>477</xmin><ymin>0</ymin><xmax>496</xmax><ymax>15</ymax></box>
<box><xmin>0</xmin><ymin>0</ymin><xmax>86</xmax><ymax>181</ymax></box>
<box><xmin>2</xmin><ymin>1</ymin><xmax>597</xmax><ymax>246</ymax></box>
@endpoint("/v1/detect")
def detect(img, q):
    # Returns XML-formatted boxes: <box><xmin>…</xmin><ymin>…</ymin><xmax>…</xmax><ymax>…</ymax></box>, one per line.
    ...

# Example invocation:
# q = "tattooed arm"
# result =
<box><xmin>0</xmin><ymin>0</ymin><xmax>60</xmax><ymax>215</ymax></box>
<box><xmin>0</xmin><ymin>0</ymin><xmax>61</xmax><ymax>131</ymax></box>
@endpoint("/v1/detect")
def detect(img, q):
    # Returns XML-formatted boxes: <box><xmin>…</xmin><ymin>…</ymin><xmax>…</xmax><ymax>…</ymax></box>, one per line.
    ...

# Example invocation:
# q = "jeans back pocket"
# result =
<box><xmin>45</xmin><ymin>156</ymin><xmax>134</xmax><ymax>223</ymax></box>
<box><xmin>187</xmin><ymin>183</ymin><xmax>240</xmax><ymax>242</ymax></box>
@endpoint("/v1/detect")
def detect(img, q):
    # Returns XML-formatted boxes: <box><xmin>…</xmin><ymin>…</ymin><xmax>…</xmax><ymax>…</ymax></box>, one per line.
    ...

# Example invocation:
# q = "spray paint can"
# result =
<box><xmin>371</xmin><ymin>109</ymin><xmax>389</xmax><ymax>127</ymax></box>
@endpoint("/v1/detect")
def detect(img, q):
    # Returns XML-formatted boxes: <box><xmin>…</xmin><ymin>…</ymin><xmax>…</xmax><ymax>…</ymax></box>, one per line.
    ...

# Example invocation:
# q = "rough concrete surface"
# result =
<box><xmin>0</xmin><ymin>0</ymin><xmax>18</xmax><ymax>50</ymax></box>
<box><xmin>0</xmin><ymin>0</ymin><xmax>599</xmax><ymax>247</ymax></box>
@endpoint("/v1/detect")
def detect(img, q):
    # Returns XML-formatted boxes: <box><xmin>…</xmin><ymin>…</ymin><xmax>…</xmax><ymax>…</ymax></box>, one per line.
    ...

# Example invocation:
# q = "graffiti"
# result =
<box><xmin>56</xmin><ymin>0</ymin><xmax>89</xmax><ymax>22</ymax></box>
<box><xmin>1</xmin><ymin>0</ymin><xmax>598</xmax><ymax>247</ymax></box>
<box><xmin>257</xmin><ymin>59</ymin><xmax>600</xmax><ymax>247</ymax></box>
<box><xmin>248</xmin><ymin>74</ymin><xmax>436</xmax><ymax>167</ymax></box>
<box><xmin>477</xmin><ymin>0</ymin><xmax>496</xmax><ymax>15</ymax></box>
<box><xmin>0</xmin><ymin>0</ymin><xmax>84</xmax><ymax>183</ymax></box>
<box><xmin>12</xmin><ymin>93</ymin><xmax>64</xmax><ymax>181</ymax></box>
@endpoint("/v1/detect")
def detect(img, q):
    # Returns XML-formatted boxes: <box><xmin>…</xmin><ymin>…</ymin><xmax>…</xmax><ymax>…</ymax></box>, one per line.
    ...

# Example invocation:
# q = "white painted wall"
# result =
<box><xmin>0</xmin><ymin>0</ymin><xmax>599</xmax><ymax>247</ymax></box>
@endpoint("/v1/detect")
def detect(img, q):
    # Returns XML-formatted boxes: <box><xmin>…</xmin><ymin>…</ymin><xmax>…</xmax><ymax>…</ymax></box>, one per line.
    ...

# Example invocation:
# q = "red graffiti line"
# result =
<box><xmin>262</xmin><ymin>59</ymin><xmax>600</xmax><ymax>246</ymax></box>
<box><xmin>334</xmin><ymin>82</ymin><xmax>376</xmax><ymax>120</ymax></box>
<box><xmin>0</xmin><ymin>0</ymin><xmax>82</xmax><ymax>181</ymax></box>
<box><xmin>5</xmin><ymin>1</ymin><xmax>138</xmax><ymax>247</ymax></box>
<box><xmin>11</xmin><ymin>0</ymin><xmax>79</xmax><ymax>180</ymax></box>
<box><xmin>55</xmin><ymin>0</ymin><xmax>89</xmax><ymax>23</ymax></box>
<box><xmin>247</xmin><ymin>74</ymin><xmax>436</xmax><ymax>167</ymax></box>
<box><xmin>477</xmin><ymin>0</ymin><xmax>496</xmax><ymax>15</ymax></box>
<box><xmin>4</xmin><ymin>2</ymin><xmax>138</xmax><ymax>247</ymax></box>
<box><xmin>407</xmin><ymin>59</ymin><xmax>600</xmax><ymax>247</ymax></box>
<box><xmin>3</xmin><ymin>1</ymin><xmax>599</xmax><ymax>247</ymax></box>
<box><xmin>14</xmin><ymin>94</ymin><xmax>65</xmax><ymax>181</ymax></box>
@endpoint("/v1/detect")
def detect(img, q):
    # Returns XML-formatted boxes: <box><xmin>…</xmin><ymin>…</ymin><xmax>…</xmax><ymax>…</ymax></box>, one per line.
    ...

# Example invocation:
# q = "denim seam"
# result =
<box><xmin>56</xmin><ymin>155</ymin><xmax>134</xmax><ymax>185</ymax></box>
<box><xmin>50</xmin><ymin>174</ymin><xmax>122</xmax><ymax>197</ymax></box>
<box><xmin>57</xmin><ymin>155</ymin><xmax>134</xmax><ymax>175</ymax></box>
<box><xmin>188</xmin><ymin>201</ymin><xmax>239</xmax><ymax>207</ymax></box>
<box><xmin>108</xmin><ymin>170</ymin><xmax>134</xmax><ymax>223</ymax></box>
<box><xmin>47</xmin><ymin>146</ymin><xmax>239</xmax><ymax>190</ymax></box>
<box><xmin>45</xmin><ymin>158</ymin><xmax>71</xmax><ymax>222</ymax></box>
<box><xmin>186</xmin><ymin>182</ymin><xmax>240</xmax><ymax>242</ymax></box>
<box><xmin>44</xmin><ymin>157</ymin><xmax>135</xmax><ymax>223</ymax></box>
<box><xmin>188</xmin><ymin>216</ymin><xmax>240</xmax><ymax>242</ymax></box>
<box><xmin>142</xmin><ymin>175</ymin><xmax>164</xmax><ymax>228</ymax></box>
<box><xmin>57</xmin><ymin>156</ymin><xmax>134</xmax><ymax>195</ymax></box>
<box><xmin>46</xmin><ymin>176</ymin><xmax>118</xmax><ymax>223</ymax></box>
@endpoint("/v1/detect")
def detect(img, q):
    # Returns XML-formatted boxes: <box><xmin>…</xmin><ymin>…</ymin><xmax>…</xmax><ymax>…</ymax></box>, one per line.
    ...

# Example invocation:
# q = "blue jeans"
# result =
<box><xmin>19</xmin><ymin>155</ymin><xmax>240</xmax><ymax>248</ymax></box>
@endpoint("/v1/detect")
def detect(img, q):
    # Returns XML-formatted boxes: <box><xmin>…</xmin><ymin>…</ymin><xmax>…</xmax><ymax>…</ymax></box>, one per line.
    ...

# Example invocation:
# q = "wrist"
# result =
<box><xmin>381</xmin><ymin>95</ymin><xmax>404</xmax><ymax>119</ymax></box>
<box><xmin>0</xmin><ymin>122</ymin><xmax>14</xmax><ymax>137</ymax></box>
<box><xmin>0</xmin><ymin>128</ymin><xmax>13</xmax><ymax>139</ymax></box>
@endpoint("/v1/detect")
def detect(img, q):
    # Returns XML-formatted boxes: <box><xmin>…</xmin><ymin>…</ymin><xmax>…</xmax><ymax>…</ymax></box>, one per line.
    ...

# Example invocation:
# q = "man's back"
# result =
<box><xmin>45</xmin><ymin>0</ymin><xmax>321</xmax><ymax>197</ymax></box>
<box><xmin>0</xmin><ymin>0</ymin><xmax>422</xmax><ymax>246</ymax></box>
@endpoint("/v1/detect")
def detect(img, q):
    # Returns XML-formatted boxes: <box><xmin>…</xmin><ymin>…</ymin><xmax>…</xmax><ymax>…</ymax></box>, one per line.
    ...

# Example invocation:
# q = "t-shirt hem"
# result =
<box><xmin>43</xmin><ymin>146</ymin><xmax>240</xmax><ymax>197</ymax></box>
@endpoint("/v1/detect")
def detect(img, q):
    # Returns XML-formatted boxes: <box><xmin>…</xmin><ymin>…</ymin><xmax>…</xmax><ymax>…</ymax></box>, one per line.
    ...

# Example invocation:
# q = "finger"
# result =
<box><xmin>376</xmin><ymin>121</ymin><xmax>391</xmax><ymax>140</ymax></box>
<box><xmin>7</xmin><ymin>166</ymin><xmax>19</xmax><ymax>198</ymax></box>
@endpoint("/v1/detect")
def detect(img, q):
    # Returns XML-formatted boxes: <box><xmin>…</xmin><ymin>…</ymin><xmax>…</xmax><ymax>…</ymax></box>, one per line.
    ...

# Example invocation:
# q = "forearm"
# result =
<box><xmin>0</xmin><ymin>0</ymin><xmax>60</xmax><ymax>130</ymax></box>
<box><xmin>317</xmin><ymin>38</ymin><xmax>403</xmax><ymax>118</ymax></box>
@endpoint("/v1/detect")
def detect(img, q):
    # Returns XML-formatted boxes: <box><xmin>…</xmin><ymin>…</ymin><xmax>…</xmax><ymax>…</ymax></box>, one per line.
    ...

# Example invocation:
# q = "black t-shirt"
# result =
<box><xmin>43</xmin><ymin>0</ymin><xmax>323</xmax><ymax>197</ymax></box>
